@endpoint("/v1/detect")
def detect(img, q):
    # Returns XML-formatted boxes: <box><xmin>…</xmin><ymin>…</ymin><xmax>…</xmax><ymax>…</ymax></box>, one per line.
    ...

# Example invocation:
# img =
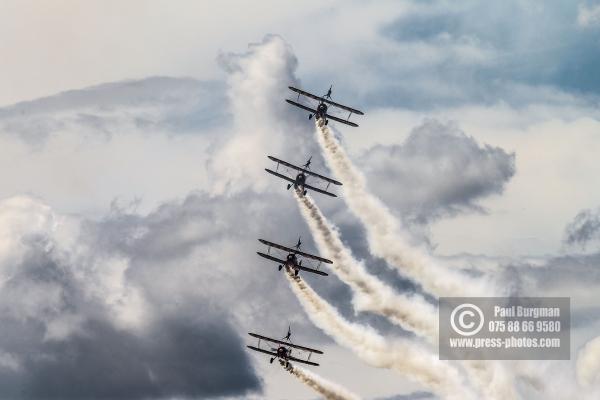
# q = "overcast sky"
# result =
<box><xmin>2</xmin><ymin>1</ymin><xmax>600</xmax><ymax>399</ymax></box>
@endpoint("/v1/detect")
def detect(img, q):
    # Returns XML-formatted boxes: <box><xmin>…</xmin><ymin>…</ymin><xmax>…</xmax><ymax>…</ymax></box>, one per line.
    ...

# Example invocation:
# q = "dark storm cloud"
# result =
<box><xmin>564</xmin><ymin>208</ymin><xmax>600</xmax><ymax>248</ymax></box>
<box><xmin>367</xmin><ymin>0</ymin><xmax>600</xmax><ymax>108</ymax></box>
<box><xmin>0</xmin><ymin>317</ymin><xmax>258</xmax><ymax>400</ymax></box>
<box><xmin>0</xmin><ymin>194</ymin><xmax>283</xmax><ymax>399</ymax></box>
<box><xmin>358</xmin><ymin>119</ymin><xmax>515</xmax><ymax>223</ymax></box>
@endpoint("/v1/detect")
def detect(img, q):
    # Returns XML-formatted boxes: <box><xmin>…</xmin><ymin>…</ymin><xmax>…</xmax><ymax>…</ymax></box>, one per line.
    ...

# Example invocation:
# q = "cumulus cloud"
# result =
<box><xmin>0</xmin><ymin>195</ymin><xmax>271</xmax><ymax>399</ymax></box>
<box><xmin>359</xmin><ymin>119</ymin><xmax>515</xmax><ymax>223</ymax></box>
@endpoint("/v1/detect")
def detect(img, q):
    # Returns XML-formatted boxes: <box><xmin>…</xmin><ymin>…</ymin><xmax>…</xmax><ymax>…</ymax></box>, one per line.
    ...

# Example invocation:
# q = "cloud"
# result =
<box><xmin>359</xmin><ymin>119</ymin><xmax>515</xmax><ymax>224</ymax></box>
<box><xmin>564</xmin><ymin>208</ymin><xmax>600</xmax><ymax>248</ymax></box>
<box><xmin>0</xmin><ymin>317</ymin><xmax>258</xmax><ymax>400</ymax></box>
<box><xmin>0</xmin><ymin>189</ymin><xmax>346</xmax><ymax>398</ymax></box>
<box><xmin>0</xmin><ymin>195</ymin><xmax>268</xmax><ymax>399</ymax></box>
<box><xmin>0</xmin><ymin>76</ymin><xmax>229</xmax><ymax>145</ymax></box>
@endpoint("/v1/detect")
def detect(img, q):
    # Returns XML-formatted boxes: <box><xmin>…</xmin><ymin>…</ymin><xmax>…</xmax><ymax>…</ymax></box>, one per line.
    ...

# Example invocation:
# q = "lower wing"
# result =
<box><xmin>288</xmin><ymin>355</ymin><xmax>320</xmax><ymax>367</ymax></box>
<box><xmin>304</xmin><ymin>182</ymin><xmax>337</xmax><ymax>197</ymax></box>
<box><xmin>325</xmin><ymin>113</ymin><xmax>359</xmax><ymax>128</ymax></box>
<box><xmin>256</xmin><ymin>252</ymin><xmax>286</xmax><ymax>265</ymax></box>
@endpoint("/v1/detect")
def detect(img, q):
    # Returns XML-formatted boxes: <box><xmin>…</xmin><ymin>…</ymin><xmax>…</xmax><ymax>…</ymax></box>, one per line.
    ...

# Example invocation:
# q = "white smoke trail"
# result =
<box><xmin>295</xmin><ymin>191</ymin><xmax>438</xmax><ymax>340</ymax></box>
<box><xmin>312</xmin><ymin>122</ymin><xmax>517</xmax><ymax>399</ymax></box>
<box><xmin>314</xmin><ymin>120</ymin><xmax>492</xmax><ymax>298</ymax></box>
<box><xmin>296</xmin><ymin>193</ymin><xmax>517</xmax><ymax>400</ymax></box>
<box><xmin>282</xmin><ymin>361</ymin><xmax>361</xmax><ymax>400</ymax></box>
<box><xmin>284</xmin><ymin>269</ymin><xmax>476</xmax><ymax>400</ymax></box>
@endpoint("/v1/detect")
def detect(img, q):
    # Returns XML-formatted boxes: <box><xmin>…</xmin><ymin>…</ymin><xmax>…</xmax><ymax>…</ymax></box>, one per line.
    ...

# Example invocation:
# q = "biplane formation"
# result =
<box><xmin>247</xmin><ymin>84</ymin><xmax>364</xmax><ymax>372</ymax></box>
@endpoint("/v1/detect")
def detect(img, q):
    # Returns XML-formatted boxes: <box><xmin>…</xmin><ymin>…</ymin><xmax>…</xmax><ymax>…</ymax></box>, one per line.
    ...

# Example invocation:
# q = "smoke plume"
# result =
<box><xmin>283</xmin><ymin>361</ymin><xmax>361</xmax><ymax>400</ymax></box>
<box><xmin>295</xmin><ymin>191</ymin><xmax>437</xmax><ymax>340</ymax></box>
<box><xmin>284</xmin><ymin>268</ymin><xmax>476</xmax><ymax>400</ymax></box>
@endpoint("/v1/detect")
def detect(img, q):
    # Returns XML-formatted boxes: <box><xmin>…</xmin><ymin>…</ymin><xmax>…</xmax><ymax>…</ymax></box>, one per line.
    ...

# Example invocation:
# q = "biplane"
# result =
<box><xmin>257</xmin><ymin>237</ymin><xmax>331</xmax><ymax>277</ymax></box>
<box><xmin>247</xmin><ymin>326</ymin><xmax>323</xmax><ymax>367</ymax></box>
<box><xmin>265</xmin><ymin>155</ymin><xmax>341</xmax><ymax>197</ymax></box>
<box><xmin>286</xmin><ymin>85</ymin><xmax>364</xmax><ymax>127</ymax></box>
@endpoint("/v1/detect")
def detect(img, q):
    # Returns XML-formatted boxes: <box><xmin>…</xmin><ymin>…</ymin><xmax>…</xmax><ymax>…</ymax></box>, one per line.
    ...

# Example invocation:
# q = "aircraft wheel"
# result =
<box><xmin>278</xmin><ymin>265</ymin><xmax>282</xmax><ymax>271</ymax></box>
<box><xmin>325</xmin><ymin>120</ymin><xmax>328</xmax><ymax>125</ymax></box>
<box><xmin>295</xmin><ymin>270</ymin><xmax>299</xmax><ymax>276</ymax></box>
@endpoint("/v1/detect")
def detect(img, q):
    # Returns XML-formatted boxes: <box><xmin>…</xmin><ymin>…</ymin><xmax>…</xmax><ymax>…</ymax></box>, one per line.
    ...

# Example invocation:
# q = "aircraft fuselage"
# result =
<box><xmin>291</xmin><ymin>172</ymin><xmax>307</xmax><ymax>195</ymax></box>
<box><xmin>270</xmin><ymin>346</ymin><xmax>292</xmax><ymax>366</ymax></box>
<box><xmin>285</xmin><ymin>253</ymin><xmax>300</xmax><ymax>275</ymax></box>
<box><xmin>316</xmin><ymin>102</ymin><xmax>328</xmax><ymax>120</ymax></box>
<box><xmin>308</xmin><ymin>102</ymin><xmax>329</xmax><ymax>125</ymax></box>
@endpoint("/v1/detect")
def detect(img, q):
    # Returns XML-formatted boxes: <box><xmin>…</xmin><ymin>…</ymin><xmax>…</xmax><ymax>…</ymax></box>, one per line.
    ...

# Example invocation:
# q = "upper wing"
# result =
<box><xmin>288</xmin><ymin>86</ymin><xmax>364</xmax><ymax>115</ymax></box>
<box><xmin>265</xmin><ymin>168</ymin><xmax>295</xmax><ymax>184</ymax></box>
<box><xmin>321</xmin><ymin>98</ymin><xmax>364</xmax><ymax>115</ymax></box>
<box><xmin>248</xmin><ymin>333</ymin><xmax>323</xmax><ymax>354</ymax></box>
<box><xmin>303</xmin><ymin>182</ymin><xmax>337</xmax><ymax>198</ymax></box>
<box><xmin>249</xmin><ymin>333</ymin><xmax>290</xmax><ymax>348</ymax></box>
<box><xmin>268</xmin><ymin>156</ymin><xmax>304</xmax><ymax>172</ymax></box>
<box><xmin>288</xmin><ymin>86</ymin><xmax>325</xmax><ymax>103</ymax></box>
<box><xmin>256</xmin><ymin>252</ymin><xmax>286</xmax><ymax>265</ymax></box>
<box><xmin>285</xmin><ymin>99</ymin><xmax>317</xmax><ymax>114</ymax></box>
<box><xmin>324</xmin><ymin>113</ymin><xmax>359</xmax><ymax>128</ymax></box>
<box><xmin>288</xmin><ymin>356</ymin><xmax>320</xmax><ymax>367</ymax></box>
<box><xmin>259</xmin><ymin>239</ymin><xmax>297</xmax><ymax>254</ymax></box>
<box><xmin>258</xmin><ymin>239</ymin><xmax>333</xmax><ymax>264</ymax></box>
<box><xmin>268</xmin><ymin>156</ymin><xmax>342</xmax><ymax>186</ymax></box>
<box><xmin>296</xmin><ymin>265</ymin><xmax>329</xmax><ymax>276</ymax></box>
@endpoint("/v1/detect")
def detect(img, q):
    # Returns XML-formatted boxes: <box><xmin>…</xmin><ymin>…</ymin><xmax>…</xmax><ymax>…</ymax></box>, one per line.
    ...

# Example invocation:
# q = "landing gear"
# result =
<box><xmin>308</xmin><ymin>114</ymin><xmax>313</xmax><ymax>120</ymax></box>
<box><xmin>287</xmin><ymin>184</ymin><xmax>291</xmax><ymax>190</ymax></box>
<box><xmin>294</xmin><ymin>269</ymin><xmax>299</xmax><ymax>276</ymax></box>
<box><xmin>325</xmin><ymin>119</ymin><xmax>328</xmax><ymax>125</ymax></box>
<box><xmin>270</xmin><ymin>358</ymin><xmax>275</xmax><ymax>364</ymax></box>
<box><xmin>278</xmin><ymin>265</ymin><xmax>283</xmax><ymax>271</ymax></box>
<box><xmin>303</xmin><ymin>190</ymin><xmax>307</xmax><ymax>196</ymax></box>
